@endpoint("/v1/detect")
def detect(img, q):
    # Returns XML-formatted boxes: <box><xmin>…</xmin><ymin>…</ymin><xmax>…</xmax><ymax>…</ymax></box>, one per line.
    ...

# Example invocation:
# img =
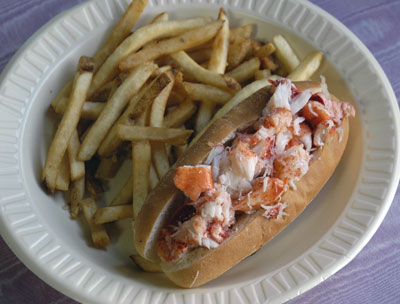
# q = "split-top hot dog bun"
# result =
<box><xmin>134</xmin><ymin>80</ymin><xmax>355</xmax><ymax>288</ymax></box>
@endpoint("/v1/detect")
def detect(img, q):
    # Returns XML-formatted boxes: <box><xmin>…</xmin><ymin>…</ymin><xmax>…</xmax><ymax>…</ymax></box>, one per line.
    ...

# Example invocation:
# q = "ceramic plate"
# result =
<box><xmin>0</xmin><ymin>0</ymin><xmax>399</xmax><ymax>303</ymax></box>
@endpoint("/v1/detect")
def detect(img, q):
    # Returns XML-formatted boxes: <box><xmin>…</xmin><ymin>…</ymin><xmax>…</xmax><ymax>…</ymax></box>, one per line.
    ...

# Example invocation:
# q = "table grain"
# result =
<box><xmin>1</xmin><ymin>0</ymin><xmax>399</xmax><ymax>303</ymax></box>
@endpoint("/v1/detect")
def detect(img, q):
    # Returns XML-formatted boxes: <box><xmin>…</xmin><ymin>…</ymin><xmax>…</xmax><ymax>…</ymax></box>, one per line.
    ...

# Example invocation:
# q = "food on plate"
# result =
<box><xmin>41</xmin><ymin>0</ymin><xmax>351</xmax><ymax>260</ymax></box>
<box><xmin>134</xmin><ymin>79</ymin><xmax>355</xmax><ymax>287</ymax></box>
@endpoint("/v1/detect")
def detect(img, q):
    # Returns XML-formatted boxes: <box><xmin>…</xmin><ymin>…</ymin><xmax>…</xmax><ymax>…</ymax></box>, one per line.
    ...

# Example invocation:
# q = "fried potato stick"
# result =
<box><xmin>94</xmin><ymin>205</ymin><xmax>133</xmax><ymax>224</ymax></box>
<box><xmin>68</xmin><ymin>129</ymin><xmax>85</xmax><ymax>181</ymax></box>
<box><xmin>78</xmin><ymin>62</ymin><xmax>156</xmax><ymax>161</ymax></box>
<box><xmin>196</xmin><ymin>9</ymin><xmax>230</xmax><ymax>133</ymax></box>
<box><xmin>183</xmin><ymin>82</ymin><xmax>233</xmax><ymax>104</ymax></box>
<box><xmin>118</xmin><ymin>126</ymin><xmax>193</xmax><ymax>145</ymax></box>
<box><xmin>132</xmin><ymin>140</ymin><xmax>151</xmax><ymax>218</ymax></box>
<box><xmin>227</xmin><ymin>57</ymin><xmax>260</xmax><ymax>83</ymax></box>
<box><xmin>272</xmin><ymin>34</ymin><xmax>300</xmax><ymax>73</ymax></box>
<box><xmin>42</xmin><ymin>56</ymin><xmax>94</xmax><ymax>192</ymax></box>
<box><xmin>69</xmin><ymin>177</ymin><xmax>84</xmax><ymax>218</ymax></box>
<box><xmin>288</xmin><ymin>51</ymin><xmax>323</xmax><ymax>81</ymax></box>
<box><xmin>81</xmin><ymin>197</ymin><xmax>110</xmax><ymax>249</ymax></box>
<box><xmin>98</xmin><ymin>72</ymin><xmax>173</xmax><ymax>157</ymax></box>
<box><xmin>170</xmin><ymin>51</ymin><xmax>240</xmax><ymax>91</ymax></box>
<box><xmin>120</xmin><ymin>21</ymin><xmax>223</xmax><ymax>70</ymax></box>
<box><xmin>89</xmin><ymin>17</ymin><xmax>210</xmax><ymax>96</ymax></box>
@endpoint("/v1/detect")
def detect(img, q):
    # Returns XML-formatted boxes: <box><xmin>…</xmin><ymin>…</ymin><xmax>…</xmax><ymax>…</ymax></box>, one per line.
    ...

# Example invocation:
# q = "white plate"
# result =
<box><xmin>0</xmin><ymin>0</ymin><xmax>399</xmax><ymax>303</ymax></box>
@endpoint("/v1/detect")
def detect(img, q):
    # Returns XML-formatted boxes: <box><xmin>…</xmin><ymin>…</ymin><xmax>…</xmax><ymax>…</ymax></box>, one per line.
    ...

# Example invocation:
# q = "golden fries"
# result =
<box><xmin>228</xmin><ymin>37</ymin><xmax>251</xmax><ymax>69</ymax></box>
<box><xmin>89</xmin><ymin>17</ymin><xmax>210</xmax><ymax>95</ymax></box>
<box><xmin>195</xmin><ymin>8</ymin><xmax>230</xmax><ymax>134</ymax></box>
<box><xmin>55</xmin><ymin>99</ymin><xmax>105</xmax><ymax>120</ymax></box>
<box><xmin>69</xmin><ymin>177</ymin><xmax>84</xmax><ymax>218</ymax></box>
<box><xmin>132</xmin><ymin>141</ymin><xmax>151</xmax><ymax>218</ymax></box>
<box><xmin>94</xmin><ymin>205</ymin><xmax>133</xmax><ymax>224</ymax></box>
<box><xmin>55</xmin><ymin>153</ymin><xmax>70</xmax><ymax>191</ymax></box>
<box><xmin>78</xmin><ymin>62</ymin><xmax>156</xmax><ymax>161</ymax></box>
<box><xmin>118</xmin><ymin>126</ymin><xmax>193</xmax><ymax>145</ymax></box>
<box><xmin>288</xmin><ymin>51</ymin><xmax>323</xmax><ymax>81</ymax></box>
<box><xmin>120</xmin><ymin>21</ymin><xmax>223</xmax><ymax>70</ymax></box>
<box><xmin>111</xmin><ymin>176</ymin><xmax>133</xmax><ymax>206</ymax></box>
<box><xmin>170</xmin><ymin>51</ymin><xmax>240</xmax><ymax>90</ymax></box>
<box><xmin>163</xmin><ymin>99</ymin><xmax>197</xmax><ymax>128</ymax></box>
<box><xmin>230</xmin><ymin>24</ymin><xmax>254</xmax><ymax>42</ymax></box>
<box><xmin>183</xmin><ymin>82</ymin><xmax>233</xmax><ymax>104</ymax></box>
<box><xmin>151</xmin><ymin>12</ymin><xmax>168</xmax><ymax>23</ymax></box>
<box><xmin>272</xmin><ymin>34</ymin><xmax>300</xmax><ymax>73</ymax></box>
<box><xmin>93</xmin><ymin>0</ymin><xmax>148</xmax><ymax>71</ymax></box>
<box><xmin>81</xmin><ymin>197</ymin><xmax>110</xmax><ymax>249</ymax></box>
<box><xmin>98</xmin><ymin>72</ymin><xmax>173</xmax><ymax>157</ymax></box>
<box><xmin>67</xmin><ymin>129</ymin><xmax>85</xmax><ymax>181</ymax></box>
<box><xmin>227</xmin><ymin>57</ymin><xmax>260</xmax><ymax>83</ymax></box>
<box><xmin>42</xmin><ymin>56</ymin><xmax>94</xmax><ymax>192</ymax></box>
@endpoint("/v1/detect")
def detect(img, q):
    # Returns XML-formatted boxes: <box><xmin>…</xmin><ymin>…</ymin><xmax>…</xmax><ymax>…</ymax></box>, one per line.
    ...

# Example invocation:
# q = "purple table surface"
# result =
<box><xmin>1</xmin><ymin>0</ymin><xmax>399</xmax><ymax>303</ymax></box>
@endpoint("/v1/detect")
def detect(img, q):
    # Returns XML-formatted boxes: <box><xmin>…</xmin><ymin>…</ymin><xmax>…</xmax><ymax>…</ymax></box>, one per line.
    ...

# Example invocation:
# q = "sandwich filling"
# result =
<box><xmin>158</xmin><ymin>78</ymin><xmax>355</xmax><ymax>263</ymax></box>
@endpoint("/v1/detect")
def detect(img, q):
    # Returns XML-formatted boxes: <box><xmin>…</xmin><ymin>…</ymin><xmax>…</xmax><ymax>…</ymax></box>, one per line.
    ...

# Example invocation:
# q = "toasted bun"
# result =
<box><xmin>134</xmin><ymin>81</ymin><xmax>349</xmax><ymax>288</ymax></box>
<box><xmin>162</xmin><ymin>117</ymin><xmax>349</xmax><ymax>287</ymax></box>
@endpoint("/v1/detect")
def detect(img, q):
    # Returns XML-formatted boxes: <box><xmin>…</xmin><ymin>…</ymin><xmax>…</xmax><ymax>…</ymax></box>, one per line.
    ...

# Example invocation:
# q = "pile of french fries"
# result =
<box><xmin>42</xmin><ymin>0</ymin><xmax>323</xmax><ymax>265</ymax></box>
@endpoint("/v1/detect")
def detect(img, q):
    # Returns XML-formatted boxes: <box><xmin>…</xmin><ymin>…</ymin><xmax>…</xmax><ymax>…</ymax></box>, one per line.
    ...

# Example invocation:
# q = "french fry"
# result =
<box><xmin>253</xmin><ymin>41</ymin><xmax>276</xmax><ymax>59</ymax></box>
<box><xmin>90</xmin><ymin>78</ymin><xmax>121</xmax><ymax>102</ymax></box>
<box><xmin>183</xmin><ymin>82</ymin><xmax>233</xmax><ymax>104</ymax></box>
<box><xmin>78</xmin><ymin>62</ymin><xmax>156</xmax><ymax>161</ymax></box>
<box><xmin>93</xmin><ymin>0</ymin><xmax>148</xmax><ymax>71</ymax></box>
<box><xmin>69</xmin><ymin>177</ymin><xmax>84</xmax><ymax>218</ymax></box>
<box><xmin>227</xmin><ymin>37</ymin><xmax>251</xmax><ymax>69</ymax></box>
<box><xmin>95</xmin><ymin>155</ymin><xmax>123</xmax><ymax>179</ymax></box>
<box><xmin>163</xmin><ymin>99</ymin><xmax>197</xmax><ymax>128</ymax></box>
<box><xmin>288</xmin><ymin>51</ymin><xmax>323</xmax><ymax>81</ymax></box>
<box><xmin>42</xmin><ymin>56</ymin><xmax>94</xmax><ymax>192</ymax></box>
<box><xmin>195</xmin><ymin>102</ymin><xmax>215</xmax><ymax>133</ymax></box>
<box><xmin>50</xmin><ymin>81</ymin><xmax>72</xmax><ymax>110</ymax></box>
<box><xmin>118</xmin><ymin>126</ymin><xmax>193</xmax><ymax>145</ymax></box>
<box><xmin>130</xmin><ymin>255</ymin><xmax>162</xmax><ymax>272</ymax></box>
<box><xmin>89</xmin><ymin>17</ymin><xmax>211</xmax><ymax>95</ymax></box>
<box><xmin>120</xmin><ymin>21</ymin><xmax>223</xmax><ymax>71</ymax></box>
<box><xmin>230</xmin><ymin>24</ymin><xmax>254</xmax><ymax>42</ymax></box>
<box><xmin>227</xmin><ymin>57</ymin><xmax>260</xmax><ymax>83</ymax></box>
<box><xmin>94</xmin><ymin>205</ymin><xmax>133</xmax><ymax>224</ymax></box>
<box><xmin>208</xmin><ymin>9</ymin><xmax>229</xmax><ymax>74</ymax></box>
<box><xmin>195</xmin><ymin>9</ymin><xmax>230</xmax><ymax>133</ymax></box>
<box><xmin>151</xmin><ymin>12</ymin><xmax>169</xmax><ymax>23</ymax></box>
<box><xmin>151</xmin><ymin>142</ymin><xmax>170</xmax><ymax>179</ymax></box>
<box><xmin>152</xmin><ymin>65</ymin><xmax>172</xmax><ymax>78</ymax></box>
<box><xmin>190</xmin><ymin>79</ymin><xmax>271</xmax><ymax>147</ymax></box>
<box><xmin>170</xmin><ymin>51</ymin><xmax>240</xmax><ymax>91</ymax></box>
<box><xmin>55</xmin><ymin>98</ymin><xmax>105</xmax><ymax>120</ymax></box>
<box><xmin>150</xmin><ymin>77</ymin><xmax>175</xmax><ymax>127</ymax></box>
<box><xmin>49</xmin><ymin>0</ymin><xmax>147</xmax><ymax>109</ymax></box>
<box><xmin>132</xmin><ymin>140</ymin><xmax>151</xmax><ymax>218</ymax></box>
<box><xmin>81</xmin><ymin>197</ymin><xmax>110</xmax><ymax>249</ymax></box>
<box><xmin>188</xmin><ymin>48</ymin><xmax>212</xmax><ymax>64</ymax></box>
<box><xmin>272</xmin><ymin>34</ymin><xmax>300</xmax><ymax>73</ymax></box>
<box><xmin>55</xmin><ymin>153</ymin><xmax>70</xmax><ymax>191</ymax></box>
<box><xmin>254</xmin><ymin>69</ymin><xmax>271</xmax><ymax>80</ymax></box>
<box><xmin>110</xmin><ymin>175</ymin><xmax>133</xmax><ymax>206</ymax></box>
<box><xmin>68</xmin><ymin>129</ymin><xmax>85</xmax><ymax>181</ymax></box>
<box><xmin>98</xmin><ymin>72</ymin><xmax>173</xmax><ymax>157</ymax></box>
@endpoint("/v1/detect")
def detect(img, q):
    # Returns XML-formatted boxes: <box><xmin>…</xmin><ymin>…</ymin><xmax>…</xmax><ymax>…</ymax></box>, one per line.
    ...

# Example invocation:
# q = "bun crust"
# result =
<box><xmin>134</xmin><ymin>81</ymin><xmax>349</xmax><ymax>288</ymax></box>
<box><xmin>162</xmin><ymin>117</ymin><xmax>349</xmax><ymax>288</ymax></box>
